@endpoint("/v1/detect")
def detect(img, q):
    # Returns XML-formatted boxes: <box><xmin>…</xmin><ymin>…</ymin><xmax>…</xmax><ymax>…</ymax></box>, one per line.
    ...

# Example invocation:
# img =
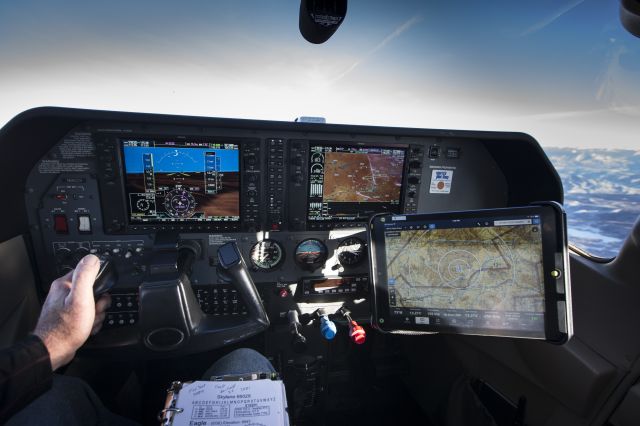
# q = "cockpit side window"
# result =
<box><xmin>545</xmin><ymin>148</ymin><xmax>640</xmax><ymax>260</ymax></box>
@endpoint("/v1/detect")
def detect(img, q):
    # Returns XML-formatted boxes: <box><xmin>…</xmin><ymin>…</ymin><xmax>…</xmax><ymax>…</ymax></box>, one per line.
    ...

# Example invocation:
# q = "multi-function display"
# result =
<box><xmin>307</xmin><ymin>144</ymin><xmax>406</xmax><ymax>222</ymax></box>
<box><xmin>121</xmin><ymin>139</ymin><xmax>240</xmax><ymax>223</ymax></box>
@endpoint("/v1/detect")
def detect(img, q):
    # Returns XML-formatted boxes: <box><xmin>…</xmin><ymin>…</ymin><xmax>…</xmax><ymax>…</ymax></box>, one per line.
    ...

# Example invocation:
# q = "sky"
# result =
<box><xmin>0</xmin><ymin>0</ymin><xmax>639</xmax><ymax>149</ymax></box>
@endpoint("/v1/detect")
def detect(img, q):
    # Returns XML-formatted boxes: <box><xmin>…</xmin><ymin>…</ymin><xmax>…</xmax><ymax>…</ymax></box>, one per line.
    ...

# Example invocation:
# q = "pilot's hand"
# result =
<box><xmin>33</xmin><ymin>254</ymin><xmax>112</xmax><ymax>371</ymax></box>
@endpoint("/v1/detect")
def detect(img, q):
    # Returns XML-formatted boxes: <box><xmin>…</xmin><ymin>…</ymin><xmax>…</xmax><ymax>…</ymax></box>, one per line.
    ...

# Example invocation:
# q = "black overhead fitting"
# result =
<box><xmin>621</xmin><ymin>0</ymin><xmax>640</xmax><ymax>38</ymax></box>
<box><xmin>299</xmin><ymin>0</ymin><xmax>347</xmax><ymax>44</ymax></box>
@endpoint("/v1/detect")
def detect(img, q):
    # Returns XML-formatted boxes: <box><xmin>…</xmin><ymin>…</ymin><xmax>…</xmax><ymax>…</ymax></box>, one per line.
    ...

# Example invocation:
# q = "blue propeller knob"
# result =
<box><xmin>320</xmin><ymin>315</ymin><xmax>337</xmax><ymax>340</ymax></box>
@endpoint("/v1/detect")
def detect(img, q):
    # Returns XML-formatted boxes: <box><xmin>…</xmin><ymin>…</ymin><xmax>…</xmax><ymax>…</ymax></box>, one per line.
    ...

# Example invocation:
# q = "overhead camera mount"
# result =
<box><xmin>299</xmin><ymin>0</ymin><xmax>347</xmax><ymax>44</ymax></box>
<box><xmin>621</xmin><ymin>0</ymin><xmax>640</xmax><ymax>38</ymax></box>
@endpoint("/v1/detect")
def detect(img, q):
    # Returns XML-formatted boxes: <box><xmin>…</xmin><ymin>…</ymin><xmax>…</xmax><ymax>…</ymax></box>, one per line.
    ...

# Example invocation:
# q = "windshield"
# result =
<box><xmin>1</xmin><ymin>0</ymin><xmax>638</xmax><ymax>258</ymax></box>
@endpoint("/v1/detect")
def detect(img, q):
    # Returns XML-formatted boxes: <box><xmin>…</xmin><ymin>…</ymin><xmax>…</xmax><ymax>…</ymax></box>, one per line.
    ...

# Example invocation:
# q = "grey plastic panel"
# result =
<box><xmin>570</xmin><ymin>256</ymin><xmax>640</xmax><ymax>369</ymax></box>
<box><xmin>448</xmin><ymin>335</ymin><xmax>618</xmax><ymax>414</ymax></box>
<box><xmin>418</xmin><ymin>138</ymin><xmax>508</xmax><ymax>212</ymax></box>
<box><xmin>610</xmin><ymin>382</ymin><xmax>640</xmax><ymax>426</ymax></box>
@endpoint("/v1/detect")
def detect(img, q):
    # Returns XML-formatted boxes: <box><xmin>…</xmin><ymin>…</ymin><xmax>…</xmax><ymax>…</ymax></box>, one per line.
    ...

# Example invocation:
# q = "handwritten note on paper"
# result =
<box><xmin>171</xmin><ymin>380</ymin><xmax>289</xmax><ymax>426</ymax></box>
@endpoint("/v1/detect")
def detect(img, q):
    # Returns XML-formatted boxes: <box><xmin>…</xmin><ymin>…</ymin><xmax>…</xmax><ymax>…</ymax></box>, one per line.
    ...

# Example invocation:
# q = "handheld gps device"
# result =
<box><xmin>368</xmin><ymin>203</ymin><xmax>572</xmax><ymax>344</ymax></box>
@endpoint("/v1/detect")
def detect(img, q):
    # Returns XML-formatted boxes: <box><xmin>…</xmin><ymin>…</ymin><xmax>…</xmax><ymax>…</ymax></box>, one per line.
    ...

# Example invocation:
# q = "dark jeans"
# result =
<box><xmin>7</xmin><ymin>348</ymin><xmax>275</xmax><ymax>426</ymax></box>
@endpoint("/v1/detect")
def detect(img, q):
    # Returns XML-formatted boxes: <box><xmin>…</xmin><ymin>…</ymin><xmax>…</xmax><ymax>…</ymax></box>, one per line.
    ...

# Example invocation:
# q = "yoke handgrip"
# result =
<box><xmin>218</xmin><ymin>242</ymin><xmax>269</xmax><ymax>328</ymax></box>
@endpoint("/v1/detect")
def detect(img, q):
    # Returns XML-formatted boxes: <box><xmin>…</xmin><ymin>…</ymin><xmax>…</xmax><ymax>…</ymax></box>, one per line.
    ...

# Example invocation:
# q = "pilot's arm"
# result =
<box><xmin>0</xmin><ymin>255</ymin><xmax>110</xmax><ymax>422</ymax></box>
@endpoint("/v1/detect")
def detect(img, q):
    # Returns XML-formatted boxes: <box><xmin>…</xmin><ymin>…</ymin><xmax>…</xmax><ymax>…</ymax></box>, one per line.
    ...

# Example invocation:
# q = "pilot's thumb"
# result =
<box><xmin>68</xmin><ymin>254</ymin><xmax>100</xmax><ymax>305</ymax></box>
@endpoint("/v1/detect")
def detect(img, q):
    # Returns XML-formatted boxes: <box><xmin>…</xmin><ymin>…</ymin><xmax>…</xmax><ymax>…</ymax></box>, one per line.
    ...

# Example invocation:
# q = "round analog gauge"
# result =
<box><xmin>136</xmin><ymin>198</ymin><xmax>151</xmax><ymax>212</ymax></box>
<box><xmin>295</xmin><ymin>239</ymin><xmax>328</xmax><ymax>271</ymax></box>
<box><xmin>250</xmin><ymin>240</ymin><xmax>284</xmax><ymax>271</ymax></box>
<box><xmin>164</xmin><ymin>188</ymin><xmax>196</xmax><ymax>218</ymax></box>
<box><xmin>337</xmin><ymin>237</ymin><xmax>366</xmax><ymax>266</ymax></box>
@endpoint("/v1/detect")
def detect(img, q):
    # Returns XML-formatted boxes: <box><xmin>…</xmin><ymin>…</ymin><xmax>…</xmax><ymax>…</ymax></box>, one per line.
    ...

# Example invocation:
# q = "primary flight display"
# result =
<box><xmin>121</xmin><ymin>139</ymin><xmax>240</xmax><ymax>223</ymax></box>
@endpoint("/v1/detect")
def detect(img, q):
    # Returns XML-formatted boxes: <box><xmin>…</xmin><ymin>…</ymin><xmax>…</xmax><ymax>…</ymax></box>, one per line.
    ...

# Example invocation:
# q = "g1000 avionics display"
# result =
<box><xmin>369</xmin><ymin>205</ymin><xmax>572</xmax><ymax>343</ymax></box>
<box><xmin>307</xmin><ymin>144</ymin><xmax>406</xmax><ymax>222</ymax></box>
<box><xmin>121</xmin><ymin>139</ymin><xmax>240</xmax><ymax>223</ymax></box>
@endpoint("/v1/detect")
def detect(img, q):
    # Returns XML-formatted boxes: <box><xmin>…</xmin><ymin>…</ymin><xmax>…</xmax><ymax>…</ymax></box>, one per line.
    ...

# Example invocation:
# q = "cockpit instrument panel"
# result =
<box><xmin>18</xmin><ymin>108</ymin><xmax>564</xmax><ymax>342</ymax></box>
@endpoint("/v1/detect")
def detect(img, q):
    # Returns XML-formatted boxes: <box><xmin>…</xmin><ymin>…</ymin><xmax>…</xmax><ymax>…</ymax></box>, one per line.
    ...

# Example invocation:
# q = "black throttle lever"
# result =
<box><xmin>218</xmin><ymin>242</ymin><xmax>269</xmax><ymax>329</ymax></box>
<box><xmin>287</xmin><ymin>310</ymin><xmax>307</xmax><ymax>353</ymax></box>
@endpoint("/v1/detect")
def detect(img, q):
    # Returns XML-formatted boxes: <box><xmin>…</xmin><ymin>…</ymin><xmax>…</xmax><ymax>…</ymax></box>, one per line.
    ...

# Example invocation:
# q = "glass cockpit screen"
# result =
<box><xmin>121</xmin><ymin>139</ymin><xmax>240</xmax><ymax>223</ymax></box>
<box><xmin>382</xmin><ymin>214</ymin><xmax>546</xmax><ymax>337</ymax></box>
<box><xmin>307</xmin><ymin>144</ymin><xmax>406</xmax><ymax>221</ymax></box>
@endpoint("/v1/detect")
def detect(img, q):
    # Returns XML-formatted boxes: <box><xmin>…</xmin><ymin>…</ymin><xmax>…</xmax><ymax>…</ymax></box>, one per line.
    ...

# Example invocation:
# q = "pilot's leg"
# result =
<box><xmin>6</xmin><ymin>375</ymin><xmax>138</xmax><ymax>426</ymax></box>
<box><xmin>201</xmin><ymin>348</ymin><xmax>275</xmax><ymax>379</ymax></box>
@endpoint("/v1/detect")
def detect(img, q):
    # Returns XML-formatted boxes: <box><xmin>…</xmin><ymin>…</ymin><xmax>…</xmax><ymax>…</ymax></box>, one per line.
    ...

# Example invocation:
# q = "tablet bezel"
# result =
<box><xmin>368</xmin><ymin>203</ymin><xmax>571</xmax><ymax>343</ymax></box>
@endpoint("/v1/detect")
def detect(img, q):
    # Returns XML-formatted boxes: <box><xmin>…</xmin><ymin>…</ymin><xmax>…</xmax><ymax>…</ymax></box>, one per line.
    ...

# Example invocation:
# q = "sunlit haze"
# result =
<box><xmin>1</xmin><ymin>0</ymin><xmax>639</xmax><ymax>148</ymax></box>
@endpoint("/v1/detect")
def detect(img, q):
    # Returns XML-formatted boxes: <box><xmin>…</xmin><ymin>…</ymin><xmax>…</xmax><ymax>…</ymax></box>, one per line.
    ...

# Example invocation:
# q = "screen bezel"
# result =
<box><xmin>368</xmin><ymin>204</ymin><xmax>570</xmax><ymax>343</ymax></box>
<box><xmin>306</xmin><ymin>142</ymin><xmax>409</xmax><ymax>223</ymax></box>
<box><xmin>119</xmin><ymin>136</ymin><xmax>242</xmax><ymax>225</ymax></box>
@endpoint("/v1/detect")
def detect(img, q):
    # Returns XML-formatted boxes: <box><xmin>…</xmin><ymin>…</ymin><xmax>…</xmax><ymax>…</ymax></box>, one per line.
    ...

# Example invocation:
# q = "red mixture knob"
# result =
<box><xmin>349</xmin><ymin>320</ymin><xmax>366</xmax><ymax>345</ymax></box>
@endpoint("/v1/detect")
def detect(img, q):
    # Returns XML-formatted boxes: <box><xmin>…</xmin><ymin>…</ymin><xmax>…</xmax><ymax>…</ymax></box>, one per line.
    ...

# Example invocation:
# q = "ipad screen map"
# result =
<box><xmin>383</xmin><ymin>216</ymin><xmax>546</xmax><ymax>332</ymax></box>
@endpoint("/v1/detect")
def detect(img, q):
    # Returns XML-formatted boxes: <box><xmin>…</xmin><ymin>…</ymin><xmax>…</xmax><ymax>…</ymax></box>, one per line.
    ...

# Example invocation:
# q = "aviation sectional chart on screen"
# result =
<box><xmin>307</xmin><ymin>145</ymin><xmax>406</xmax><ymax>221</ymax></box>
<box><xmin>385</xmin><ymin>224</ymin><xmax>546</xmax><ymax>313</ymax></box>
<box><xmin>322</xmin><ymin>151</ymin><xmax>404</xmax><ymax>203</ymax></box>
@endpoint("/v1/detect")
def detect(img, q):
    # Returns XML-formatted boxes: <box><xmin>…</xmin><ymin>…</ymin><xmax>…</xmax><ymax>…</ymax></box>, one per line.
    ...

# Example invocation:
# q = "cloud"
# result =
<box><xmin>520</xmin><ymin>0</ymin><xmax>584</xmax><ymax>37</ymax></box>
<box><xmin>518</xmin><ymin>109</ymin><xmax>603</xmax><ymax>121</ymax></box>
<box><xmin>514</xmin><ymin>104</ymin><xmax>640</xmax><ymax>122</ymax></box>
<box><xmin>330</xmin><ymin>15</ymin><xmax>423</xmax><ymax>84</ymax></box>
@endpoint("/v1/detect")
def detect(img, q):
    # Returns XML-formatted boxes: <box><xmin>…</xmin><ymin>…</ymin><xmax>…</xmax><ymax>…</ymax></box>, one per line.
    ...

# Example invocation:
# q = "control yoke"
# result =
<box><xmin>217</xmin><ymin>242</ymin><xmax>270</xmax><ymax>328</ymax></box>
<box><xmin>86</xmin><ymin>236</ymin><xmax>269</xmax><ymax>356</ymax></box>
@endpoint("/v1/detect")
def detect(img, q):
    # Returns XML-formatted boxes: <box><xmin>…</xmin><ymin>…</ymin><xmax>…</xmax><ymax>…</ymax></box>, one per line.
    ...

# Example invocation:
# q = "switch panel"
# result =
<box><xmin>78</xmin><ymin>214</ymin><xmax>92</xmax><ymax>233</ymax></box>
<box><xmin>53</xmin><ymin>214</ymin><xmax>69</xmax><ymax>234</ymax></box>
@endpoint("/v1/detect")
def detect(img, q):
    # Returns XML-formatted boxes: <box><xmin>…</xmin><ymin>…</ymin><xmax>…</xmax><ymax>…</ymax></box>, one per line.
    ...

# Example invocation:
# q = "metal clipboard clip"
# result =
<box><xmin>158</xmin><ymin>381</ymin><xmax>185</xmax><ymax>425</ymax></box>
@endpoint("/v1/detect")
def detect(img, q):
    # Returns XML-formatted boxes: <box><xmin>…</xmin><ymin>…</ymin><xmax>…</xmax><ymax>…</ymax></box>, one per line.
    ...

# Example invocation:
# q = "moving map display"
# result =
<box><xmin>307</xmin><ymin>144</ymin><xmax>406</xmax><ymax>221</ymax></box>
<box><xmin>121</xmin><ymin>139</ymin><xmax>240</xmax><ymax>223</ymax></box>
<box><xmin>382</xmin><ymin>215</ymin><xmax>546</xmax><ymax>336</ymax></box>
